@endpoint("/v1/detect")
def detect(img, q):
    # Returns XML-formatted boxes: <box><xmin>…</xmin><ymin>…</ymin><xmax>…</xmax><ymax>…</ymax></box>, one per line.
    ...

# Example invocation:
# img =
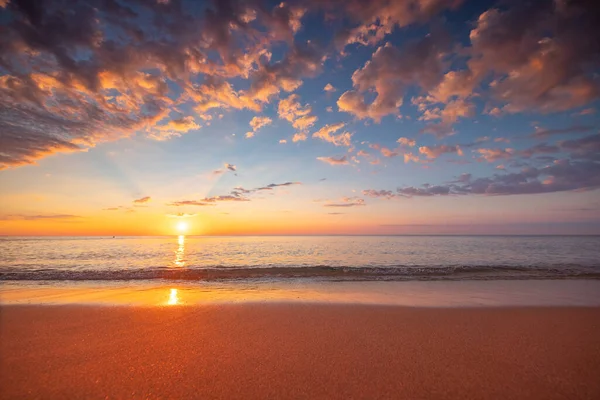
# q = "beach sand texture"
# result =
<box><xmin>1</xmin><ymin>304</ymin><xmax>599</xmax><ymax>399</ymax></box>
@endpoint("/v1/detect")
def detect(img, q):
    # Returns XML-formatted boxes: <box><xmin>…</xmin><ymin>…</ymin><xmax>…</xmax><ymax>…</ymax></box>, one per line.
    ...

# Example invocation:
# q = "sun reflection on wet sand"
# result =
<box><xmin>167</xmin><ymin>288</ymin><xmax>179</xmax><ymax>305</ymax></box>
<box><xmin>174</xmin><ymin>235</ymin><xmax>185</xmax><ymax>267</ymax></box>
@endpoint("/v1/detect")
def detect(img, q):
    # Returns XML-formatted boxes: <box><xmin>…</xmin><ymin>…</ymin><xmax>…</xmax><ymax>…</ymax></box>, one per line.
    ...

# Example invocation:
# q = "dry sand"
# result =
<box><xmin>1</xmin><ymin>304</ymin><xmax>599</xmax><ymax>399</ymax></box>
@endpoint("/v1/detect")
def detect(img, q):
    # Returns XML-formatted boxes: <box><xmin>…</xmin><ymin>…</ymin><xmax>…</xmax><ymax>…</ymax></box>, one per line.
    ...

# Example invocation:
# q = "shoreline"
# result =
<box><xmin>2</xmin><ymin>279</ymin><xmax>600</xmax><ymax>307</ymax></box>
<box><xmin>1</xmin><ymin>304</ymin><xmax>599</xmax><ymax>399</ymax></box>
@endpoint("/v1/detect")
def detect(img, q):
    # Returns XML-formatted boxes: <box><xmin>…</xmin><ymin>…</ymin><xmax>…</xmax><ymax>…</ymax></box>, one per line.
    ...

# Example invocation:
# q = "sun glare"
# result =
<box><xmin>176</xmin><ymin>221</ymin><xmax>188</xmax><ymax>233</ymax></box>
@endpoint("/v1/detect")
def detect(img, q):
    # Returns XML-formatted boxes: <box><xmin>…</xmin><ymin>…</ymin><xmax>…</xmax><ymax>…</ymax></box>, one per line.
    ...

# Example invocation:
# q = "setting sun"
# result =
<box><xmin>176</xmin><ymin>221</ymin><xmax>189</xmax><ymax>233</ymax></box>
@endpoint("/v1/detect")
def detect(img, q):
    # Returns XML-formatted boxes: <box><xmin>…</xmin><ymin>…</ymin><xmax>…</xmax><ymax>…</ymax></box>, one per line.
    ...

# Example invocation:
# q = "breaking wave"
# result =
<box><xmin>1</xmin><ymin>264</ymin><xmax>599</xmax><ymax>282</ymax></box>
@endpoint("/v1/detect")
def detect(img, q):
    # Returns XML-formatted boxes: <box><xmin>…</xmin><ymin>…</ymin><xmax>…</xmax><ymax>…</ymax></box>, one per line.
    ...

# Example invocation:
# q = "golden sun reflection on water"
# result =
<box><xmin>167</xmin><ymin>288</ymin><xmax>179</xmax><ymax>305</ymax></box>
<box><xmin>174</xmin><ymin>235</ymin><xmax>185</xmax><ymax>267</ymax></box>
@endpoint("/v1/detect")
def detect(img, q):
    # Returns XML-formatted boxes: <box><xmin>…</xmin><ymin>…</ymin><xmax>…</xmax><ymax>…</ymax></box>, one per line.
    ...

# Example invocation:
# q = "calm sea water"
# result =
<box><xmin>1</xmin><ymin>236</ymin><xmax>599</xmax><ymax>283</ymax></box>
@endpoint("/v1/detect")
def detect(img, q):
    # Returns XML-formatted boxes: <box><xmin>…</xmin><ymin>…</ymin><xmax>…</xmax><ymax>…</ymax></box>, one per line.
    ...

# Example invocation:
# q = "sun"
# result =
<box><xmin>176</xmin><ymin>221</ymin><xmax>189</xmax><ymax>233</ymax></box>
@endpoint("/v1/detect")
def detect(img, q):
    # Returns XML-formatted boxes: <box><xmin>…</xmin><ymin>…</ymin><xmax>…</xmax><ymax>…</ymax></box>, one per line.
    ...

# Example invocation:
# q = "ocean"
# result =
<box><xmin>1</xmin><ymin>235</ymin><xmax>599</xmax><ymax>283</ymax></box>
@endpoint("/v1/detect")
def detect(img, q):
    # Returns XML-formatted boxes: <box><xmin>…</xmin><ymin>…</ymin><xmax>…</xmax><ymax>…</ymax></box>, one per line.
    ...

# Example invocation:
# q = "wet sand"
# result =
<box><xmin>1</xmin><ymin>304</ymin><xmax>599</xmax><ymax>399</ymax></box>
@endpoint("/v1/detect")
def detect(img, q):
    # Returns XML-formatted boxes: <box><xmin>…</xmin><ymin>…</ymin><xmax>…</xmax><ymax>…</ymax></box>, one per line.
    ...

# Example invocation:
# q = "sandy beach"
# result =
<box><xmin>1</xmin><ymin>304</ymin><xmax>599</xmax><ymax>399</ymax></box>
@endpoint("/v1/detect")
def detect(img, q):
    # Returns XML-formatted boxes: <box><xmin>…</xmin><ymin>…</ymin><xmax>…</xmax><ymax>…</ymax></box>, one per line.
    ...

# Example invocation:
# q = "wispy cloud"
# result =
<box><xmin>0</xmin><ymin>214</ymin><xmax>82</xmax><ymax>221</ymax></box>
<box><xmin>531</xmin><ymin>125</ymin><xmax>594</xmax><ymax>139</ymax></box>
<box><xmin>317</xmin><ymin>156</ymin><xmax>349</xmax><ymax>165</ymax></box>
<box><xmin>323</xmin><ymin>197</ymin><xmax>365</xmax><ymax>207</ymax></box>
<box><xmin>133</xmin><ymin>196</ymin><xmax>151</xmax><ymax>204</ymax></box>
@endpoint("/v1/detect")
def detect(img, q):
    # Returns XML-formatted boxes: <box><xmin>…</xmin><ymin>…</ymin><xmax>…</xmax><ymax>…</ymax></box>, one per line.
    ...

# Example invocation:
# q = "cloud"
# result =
<box><xmin>278</xmin><ymin>94</ymin><xmax>318</xmax><ymax>132</ymax></box>
<box><xmin>414</xmin><ymin>96</ymin><xmax>475</xmax><ymax>136</ymax></box>
<box><xmin>225</xmin><ymin>163</ymin><xmax>237</xmax><ymax>172</ymax></box>
<box><xmin>329</xmin><ymin>0</ymin><xmax>464</xmax><ymax>48</ymax></box>
<box><xmin>324</xmin><ymin>83</ymin><xmax>336</xmax><ymax>92</ymax></box>
<box><xmin>169</xmin><ymin>181</ymin><xmax>302</xmax><ymax>206</ymax></box>
<box><xmin>419</xmin><ymin>145</ymin><xmax>463</xmax><ymax>159</ymax></box>
<box><xmin>168</xmin><ymin>200</ymin><xmax>216</xmax><ymax>207</ymax></box>
<box><xmin>0</xmin><ymin>214</ymin><xmax>82</xmax><ymax>221</ymax></box>
<box><xmin>365</xmin><ymin>160</ymin><xmax>600</xmax><ymax>198</ymax></box>
<box><xmin>312</xmin><ymin>122</ymin><xmax>352</xmax><ymax>147</ymax></box>
<box><xmin>465</xmin><ymin>1</ymin><xmax>600</xmax><ymax>113</ymax></box>
<box><xmin>397</xmin><ymin>137</ymin><xmax>416</xmax><ymax>147</ymax></box>
<box><xmin>133</xmin><ymin>196</ymin><xmax>151</xmax><ymax>204</ymax></box>
<box><xmin>323</xmin><ymin>197</ymin><xmax>365</xmax><ymax>207</ymax></box>
<box><xmin>279</xmin><ymin>139</ymin><xmax>287</xmax><ymax>144</ymax></box>
<box><xmin>559</xmin><ymin>134</ymin><xmax>600</xmax><ymax>161</ymax></box>
<box><xmin>166</xmin><ymin>213</ymin><xmax>197</xmax><ymax>218</ymax></box>
<box><xmin>337</xmin><ymin>30</ymin><xmax>451</xmax><ymax>122</ymax></box>
<box><xmin>403</xmin><ymin>152</ymin><xmax>420</xmax><ymax>163</ymax></box>
<box><xmin>245</xmin><ymin>116</ymin><xmax>272</xmax><ymax>138</ymax></box>
<box><xmin>519</xmin><ymin>143</ymin><xmax>560</xmax><ymax>158</ymax></box>
<box><xmin>317</xmin><ymin>155</ymin><xmax>349</xmax><ymax>165</ymax></box>
<box><xmin>475</xmin><ymin>148</ymin><xmax>514</xmax><ymax>162</ymax></box>
<box><xmin>255</xmin><ymin>182</ymin><xmax>302</xmax><ymax>191</ymax></box>
<box><xmin>151</xmin><ymin>116</ymin><xmax>200</xmax><ymax>141</ymax></box>
<box><xmin>292</xmin><ymin>132</ymin><xmax>308</xmax><ymax>142</ymax></box>
<box><xmin>530</xmin><ymin>125</ymin><xmax>594</xmax><ymax>139</ymax></box>
<box><xmin>574</xmin><ymin>108</ymin><xmax>596</xmax><ymax>116</ymax></box>
<box><xmin>202</xmin><ymin>195</ymin><xmax>250</xmax><ymax>202</ymax></box>
<box><xmin>369</xmin><ymin>143</ymin><xmax>398</xmax><ymax>158</ymax></box>
<box><xmin>362</xmin><ymin>189</ymin><xmax>395</xmax><ymax>199</ymax></box>
<box><xmin>0</xmin><ymin>0</ymin><xmax>323</xmax><ymax>169</ymax></box>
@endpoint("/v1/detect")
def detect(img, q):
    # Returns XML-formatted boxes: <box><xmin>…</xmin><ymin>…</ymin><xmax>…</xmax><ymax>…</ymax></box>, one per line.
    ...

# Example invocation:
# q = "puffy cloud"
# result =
<box><xmin>328</xmin><ymin>0</ymin><xmax>464</xmax><ymax>48</ymax></box>
<box><xmin>278</xmin><ymin>94</ymin><xmax>318</xmax><ymax>132</ymax></box>
<box><xmin>323</xmin><ymin>197</ymin><xmax>365</xmax><ymax>207</ymax></box>
<box><xmin>324</xmin><ymin>83</ymin><xmax>336</xmax><ymax>92</ymax></box>
<box><xmin>413</xmin><ymin>96</ymin><xmax>475</xmax><ymax>138</ymax></box>
<box><xmin>312</xmin><ymin>122</ymin><xmax>352</xmax><ymax>147</ymax></box>
<box><xmin>151</xmin><ymin>116</ymin><xmax>200</xmax><ymax>141</ymax></box>
<box><xmin>403</xmin><ymin>152</ymin><xmax>420</xmax><ymax>163</ymax></box>
<box><xmin>133</xmin><ymin>196</ymin><xmax>151</xmax><ymax>204</ymax></box>
<box><xmin>279</xmin><ymin>139</ymin><xmax>287</xmax><ymax>144</ymax></box>
<box><xmin>475</xmin><ymin>148</ymin><xmax>514</xmax><ymax>162</ymax></box>
<box><xmin>317</xmin><ymin>155</ymin><xmax>349</xmax><ymax>165</ymax></box>
<box><xmin>466</xmin><ymin>1</ymin><xmax>600</xmax><ymax>113</ymax></box>
<box><xmin>247</xmin><ymin>41</ymin><xmax>325</xmax><ymax>103</ymax></box>
<box><xmin>369</xmin><ymin>143</ymin><xmax>398</xmax><ymax>158</ymax></box>
<box><xmin>418</xmin><ymin>145</ymin><xmax>463</xmax><ymax>159</ymax></box>
<box><xmin>397</xmin><ymin>137</ymin><xmax>416</xmax><ymax>147</ymax></box>
<box><xmin>0</xmin><ymin>0</ymin><xmax>323</xmax><ymax>169</ymax></box>
<box><xmin>292</xmin><ymin>132</ymin><xmax>308</xmax><ymax>142</ymax></box>
<box><xmin>245</xmin><ymin>116</ymin><xmax>272</xmax><ymax>138</ymax></box>
<box><xmin>337</xmin><ymin>30</ymin><xmax>451</xmax><ymax>122</ymax></box>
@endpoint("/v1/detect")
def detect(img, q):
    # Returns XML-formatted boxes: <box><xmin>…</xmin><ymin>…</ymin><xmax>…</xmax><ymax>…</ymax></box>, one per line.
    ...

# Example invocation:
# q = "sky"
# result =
<box><xmin>0</xmin><ymin>0</ymin><xmax>599</xmax><ymax>236</ymax></box>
